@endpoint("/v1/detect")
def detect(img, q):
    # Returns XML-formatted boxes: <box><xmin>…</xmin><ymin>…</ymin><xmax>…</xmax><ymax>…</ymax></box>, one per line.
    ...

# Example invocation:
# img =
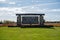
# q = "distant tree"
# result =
<box><xmin>0</xmin><ymin>21</ymin><xmax>3</xmax><ymax>24</ymax></box>
<box><xmin>3</xmin><ymin>20</ymin><xmax>16</xmax><ymax>24</ymax></box>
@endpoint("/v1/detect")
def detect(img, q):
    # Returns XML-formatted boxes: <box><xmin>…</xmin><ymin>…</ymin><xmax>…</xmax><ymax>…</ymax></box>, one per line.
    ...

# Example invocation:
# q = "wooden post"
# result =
<box><xmin>17</xmin><ymin>15</ymin><xmax>21</xmax><ymax>26</ymax></box>
<box><xmin>40</xmin><ymin>15</ymin><xmax>44</xmax><ymax>26</ymax></box>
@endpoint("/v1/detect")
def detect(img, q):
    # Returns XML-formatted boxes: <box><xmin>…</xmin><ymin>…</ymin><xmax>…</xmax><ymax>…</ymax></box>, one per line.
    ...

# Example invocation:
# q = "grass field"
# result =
<box><xmin>0</xmin><ymin>27</ymin><xmax>60</xmax><ymax>40</ymax></box>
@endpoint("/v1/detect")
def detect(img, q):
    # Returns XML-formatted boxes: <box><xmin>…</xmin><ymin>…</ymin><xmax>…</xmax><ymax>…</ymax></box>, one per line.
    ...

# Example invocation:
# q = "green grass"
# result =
<box><xmin>0</xmin><ymin>27</ymin><xmax>60</xmax><ymax>40</ymax></box>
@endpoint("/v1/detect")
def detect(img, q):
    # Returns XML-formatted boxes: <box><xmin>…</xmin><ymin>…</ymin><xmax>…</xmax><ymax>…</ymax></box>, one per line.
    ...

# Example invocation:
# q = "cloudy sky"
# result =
<box><xmin>0</xmin><ymin>0</ymin><xmax>60</xmax><ymax>21</ymax></box>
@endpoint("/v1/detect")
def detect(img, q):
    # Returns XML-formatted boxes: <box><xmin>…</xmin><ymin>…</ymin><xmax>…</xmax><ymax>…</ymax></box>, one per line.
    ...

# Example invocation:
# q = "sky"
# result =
<box><xmin>0</xmin><ymin>0</ymin><xmax>60</xmax><ymax>22</ymax></box>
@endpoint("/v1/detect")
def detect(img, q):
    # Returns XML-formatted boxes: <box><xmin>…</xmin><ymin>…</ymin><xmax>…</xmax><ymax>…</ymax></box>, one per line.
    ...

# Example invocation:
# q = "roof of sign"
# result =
<box><xmin>16</xmin><ymin>13</ymin><xmax>45</xmax><ymax>15</ymax></box>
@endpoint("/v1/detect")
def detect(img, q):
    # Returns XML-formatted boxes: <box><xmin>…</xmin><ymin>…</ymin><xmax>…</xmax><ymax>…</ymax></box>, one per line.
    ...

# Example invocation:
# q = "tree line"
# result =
<box><xmin>0</xmin><ymin>20</ymin><xmax>16</xmax><ymax>24</ymax></box>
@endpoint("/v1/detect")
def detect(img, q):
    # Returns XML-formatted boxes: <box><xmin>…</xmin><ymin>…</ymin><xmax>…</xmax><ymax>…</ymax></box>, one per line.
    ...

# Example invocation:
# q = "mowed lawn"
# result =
<box><xmin>0</xmin><ymin>27</ymin><xmax>60</xmax><ymax>40</ymax></box>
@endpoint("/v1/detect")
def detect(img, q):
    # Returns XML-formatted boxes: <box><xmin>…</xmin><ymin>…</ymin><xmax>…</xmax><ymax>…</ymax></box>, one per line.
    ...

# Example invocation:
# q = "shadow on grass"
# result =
<box><xmin>21</xmin><ymin>25</ymin><xmax>54</xmax><ymax>28</ymax></box>
<box><xmin>8</xmin><ymin>25</ymin><xmax>54</xmax><ymax>29</ymax></box>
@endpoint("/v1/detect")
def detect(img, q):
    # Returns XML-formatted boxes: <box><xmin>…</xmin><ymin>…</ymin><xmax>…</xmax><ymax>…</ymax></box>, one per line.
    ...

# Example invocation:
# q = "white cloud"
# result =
<box><xmin>0</xmin><ymin>7</ymin><xmax>24</xmax><ymax>16</ymax></box>
<box><xmin>0</xmin><ymin>0</ymin><xmax>6</xmax><ymax>3</ymax></box>
<box><xmin>8</xmin><ymin>2</ymin><xmax>16</xmax><ymax>4</ymax></box>
<box><xmin>19</xmin><ymin>2</ymin><xmax>60</xmax><ymax>13</ymax></box>
<box><xmin>0</xmin><ymin>2</ymin><xmax>60</xmax><ymax>21</ymax></box>
<box><xmin>0</xmin><ymin>7</ymin><xmax>60</xmax><ymax>15</ymax></box>
<box><xmin>21</xmin><ymin>2</ymin><xmax>59</xmax><ymax>8</ymax></box>
<box><xmin>0</xmin><ymin>0</ymin><xmax>6</xmax><ymax>2</ymax></box>
<box><xmin>0</xmin><ymin>7</ymin><xmax>24</xmax><ymax>21</ymax></box>
<box><xmin>21</xmin><ymin>6</ymin><xmax>60</xmax><ymax>13</ymax></box>
<box><xmin>0</xmin><ymin>0</ymin><xmax>16</xmax><ymax>4</ymax></box>
<box><xmin>50</xmin><ymin>9</ymin><xmax>60</xmax><ymax>11</ymax></box>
